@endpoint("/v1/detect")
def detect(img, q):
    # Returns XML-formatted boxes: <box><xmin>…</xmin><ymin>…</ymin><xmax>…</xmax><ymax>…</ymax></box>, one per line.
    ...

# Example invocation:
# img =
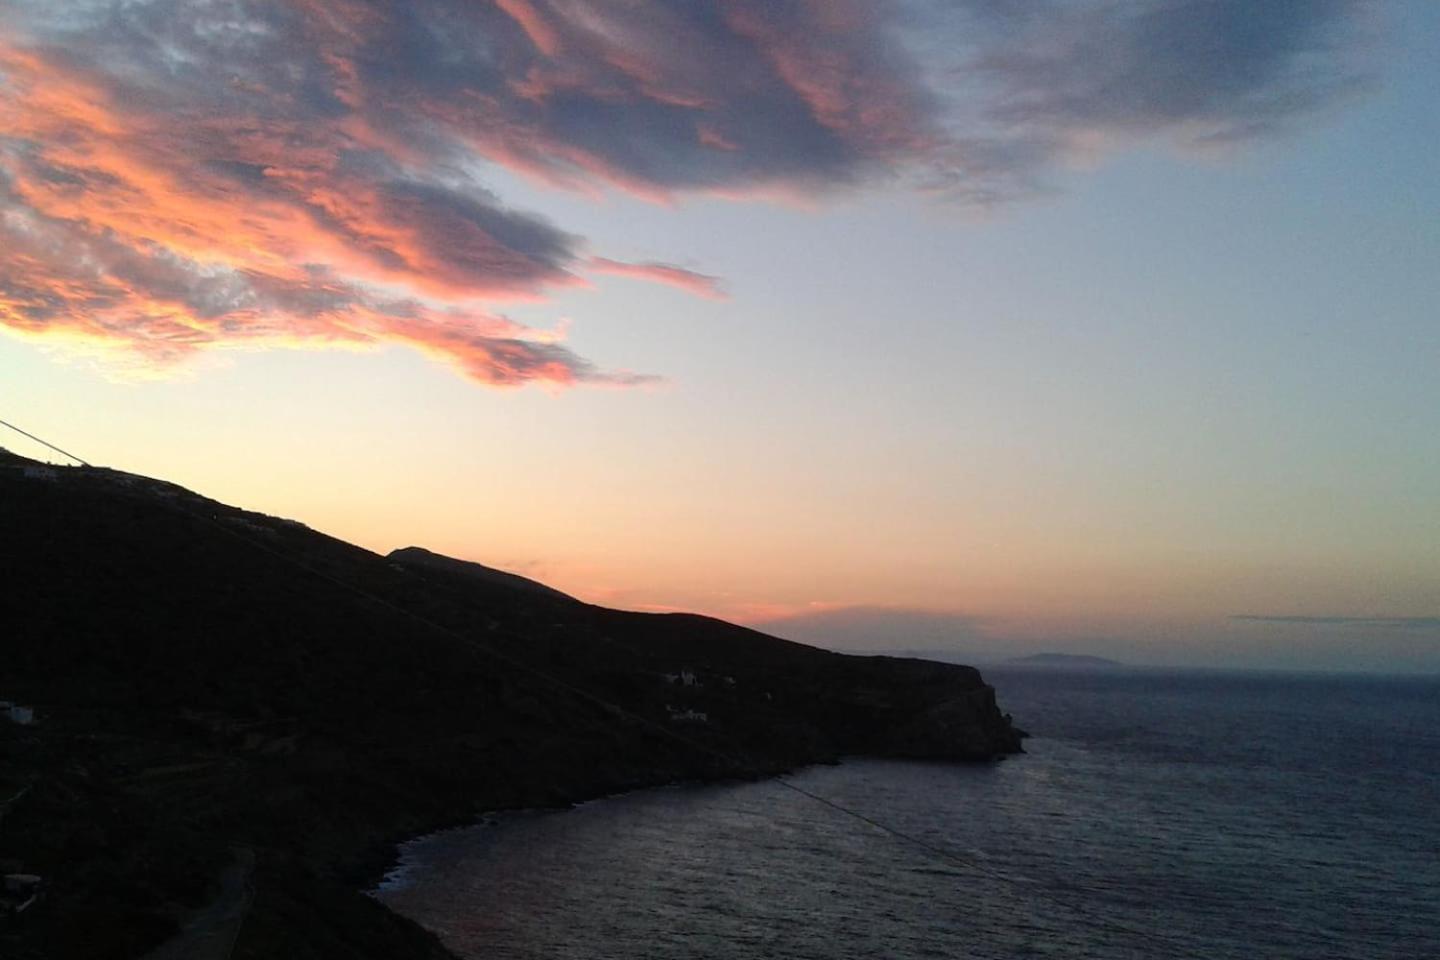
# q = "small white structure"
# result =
<box><xmin>21</xmin><ymin>466</ymin><xmax>57</xmax><ymax>480</ymax></box>
<box><xmin>667</xmin><ymin>707</ymin><xmax>708</xmax><ymax>723</ymax></box>
<box><xmin>663</xmin><ymin>669</ymin><xmax>701</xmax><ymax>687</ymax></box>
<box><xmin>2</xmin><ymin>704</ymin><xmax>34</xmax><ymax>726</ymax></box>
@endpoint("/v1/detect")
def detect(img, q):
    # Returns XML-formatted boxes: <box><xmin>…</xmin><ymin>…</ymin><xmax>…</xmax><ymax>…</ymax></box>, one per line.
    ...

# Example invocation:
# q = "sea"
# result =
<box><xmin>374</xmin><ymin>667</ymin><xmax>1440</xmax><ymax>959</ymax></box>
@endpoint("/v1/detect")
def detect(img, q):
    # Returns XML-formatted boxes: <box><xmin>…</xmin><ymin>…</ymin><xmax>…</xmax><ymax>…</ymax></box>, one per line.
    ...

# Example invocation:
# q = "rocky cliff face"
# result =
<box><xmin>0</xmin><ymin>452</ymin><xmax>1021</xmax><ymax>960</ymax></box>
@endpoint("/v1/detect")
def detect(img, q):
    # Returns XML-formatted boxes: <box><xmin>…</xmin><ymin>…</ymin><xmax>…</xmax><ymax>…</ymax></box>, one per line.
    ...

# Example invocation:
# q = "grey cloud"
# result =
<box><xmin>978</xmin><ymin>0</ymin><xmax>1367</xmax><ymax>135</ymax></box>
<box><xmin>907</xmin><ymin>0</ymin><xmax>1372</xmax><ymax>201</ymax></box>
<box><xmin>9</xmin><ymin>0</ymin><xmax>1379</xmax><ymax>202</ymax></box>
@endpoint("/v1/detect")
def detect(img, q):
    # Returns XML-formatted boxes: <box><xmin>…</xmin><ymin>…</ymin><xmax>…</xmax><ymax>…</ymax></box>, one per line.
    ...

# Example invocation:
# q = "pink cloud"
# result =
<box><xmin>494</xmin><ymin>0</ymin><xmax>563</xmax><ymax>58</ymax></box>
<box><xmin>0</xmin><ymin>38</ymin><xmax>625</xmax><ymax>386</ymax></box>
<box><xmin>586</xmin><ymin>258</ymin><xmax>727</xmax><ymax>300</ymax></box>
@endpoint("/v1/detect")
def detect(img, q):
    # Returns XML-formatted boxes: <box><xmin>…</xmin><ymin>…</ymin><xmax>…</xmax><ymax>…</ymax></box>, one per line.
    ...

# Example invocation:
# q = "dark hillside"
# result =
<box><xmin>387</xmin><ymin>546</ymin><xmax>578</xmax><ymax>603</ymax></box>
<box><xmin>0</xmin><ymin>451</ymin><xmax>1020</xmax><ymax>959</ymax></box>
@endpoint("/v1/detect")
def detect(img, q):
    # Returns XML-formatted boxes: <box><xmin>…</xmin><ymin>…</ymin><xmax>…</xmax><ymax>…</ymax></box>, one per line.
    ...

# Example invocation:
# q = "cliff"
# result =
<box><xmin>0</xmin><ymin>450</ymin><xmax>1021</xmax><ymax>959</ymax></box>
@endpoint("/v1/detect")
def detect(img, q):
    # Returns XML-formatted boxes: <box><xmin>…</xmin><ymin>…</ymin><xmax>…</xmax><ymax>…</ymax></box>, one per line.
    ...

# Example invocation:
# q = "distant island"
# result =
<box><xmin>0</xmin><ymin>449</ymin><xmax>1023</xmax><ymax>960</ymax></box>
<box><xmin>1005</xmin><ymin>653</ymin><xmax>1124</xmax><ymax>668</ymax></box>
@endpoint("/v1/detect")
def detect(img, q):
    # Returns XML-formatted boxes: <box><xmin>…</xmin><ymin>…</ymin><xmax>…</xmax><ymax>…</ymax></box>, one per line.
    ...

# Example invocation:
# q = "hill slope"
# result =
<box><xmin>0</xmin><ymin>451</ymin><xmax>1021</xmax><ymax>960</ymax></box>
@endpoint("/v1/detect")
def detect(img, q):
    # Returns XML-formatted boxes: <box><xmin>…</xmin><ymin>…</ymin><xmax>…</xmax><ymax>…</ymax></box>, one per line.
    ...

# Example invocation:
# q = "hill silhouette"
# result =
<box><xmin>387</xmin><ymin>546</ymin><xmax>577</xmax><ymax>602</ymax></box>
<box><xmin>0</xmin><ymin>450</ymin><xmax>1021</xmax><ymax>960</ymax></box>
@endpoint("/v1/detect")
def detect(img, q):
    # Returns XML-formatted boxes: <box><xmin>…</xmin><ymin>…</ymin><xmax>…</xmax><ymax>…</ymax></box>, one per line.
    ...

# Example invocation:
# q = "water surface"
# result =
<box><xmin>377</xmin><ymin>668</ymin><xmax>1440</xmax><ymax>959</ymax></box>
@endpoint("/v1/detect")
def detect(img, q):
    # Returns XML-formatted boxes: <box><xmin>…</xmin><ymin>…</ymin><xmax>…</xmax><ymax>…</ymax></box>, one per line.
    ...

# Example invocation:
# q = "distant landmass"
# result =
<box><xmin>0</xmin><ymin>448</ymin><xmax>1023</xmax><ymax>960</ymax></box>
<box><xmin>1005</xmin><ymin>653</ymin><xmax>1124</xmax><ymax>668</ymax></box>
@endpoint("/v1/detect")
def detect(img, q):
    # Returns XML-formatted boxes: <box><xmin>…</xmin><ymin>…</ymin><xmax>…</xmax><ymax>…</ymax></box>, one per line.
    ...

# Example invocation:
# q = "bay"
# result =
<box><xmin>376</xmin><ymin>668</ymin><xmax>1440</xmax><ymax>959</ymax></box>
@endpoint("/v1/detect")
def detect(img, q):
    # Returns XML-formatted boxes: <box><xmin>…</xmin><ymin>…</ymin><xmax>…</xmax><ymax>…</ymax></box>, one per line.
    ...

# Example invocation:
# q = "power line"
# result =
<box><xmin>0</xmin><ymin>417</ymin><xmax>91</xmax><ymax>466</ymax></box>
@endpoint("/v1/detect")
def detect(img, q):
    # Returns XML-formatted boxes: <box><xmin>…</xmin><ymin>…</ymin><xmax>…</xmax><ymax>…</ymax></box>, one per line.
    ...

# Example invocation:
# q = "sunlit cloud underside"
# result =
<box><xmin>0</xmin><ymin>0</ymin><xmax>1368</xmax><ymax>385</ymax></box>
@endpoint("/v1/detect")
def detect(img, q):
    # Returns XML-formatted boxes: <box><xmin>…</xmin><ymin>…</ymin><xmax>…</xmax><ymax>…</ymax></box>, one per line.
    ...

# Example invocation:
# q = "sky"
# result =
<box><xmin>2</xmin><ymin>1</ymin><xmax>1438</xmax><ymax>673</ymax></box>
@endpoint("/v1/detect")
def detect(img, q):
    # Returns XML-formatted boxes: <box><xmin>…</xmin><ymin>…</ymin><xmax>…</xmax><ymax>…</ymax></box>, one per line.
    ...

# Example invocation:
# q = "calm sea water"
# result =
<box><xmin>375</xmin><ymin>668</ymin><xmax>1440</xmax><ymax>959</ymax></box>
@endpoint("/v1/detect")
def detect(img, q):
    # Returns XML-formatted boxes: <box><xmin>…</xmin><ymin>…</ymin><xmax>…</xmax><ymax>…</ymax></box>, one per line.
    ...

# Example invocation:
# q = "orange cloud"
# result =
<box><xmin>0</xmin><ymin>38</ymin><xmax>620</xmax><ymax>385</ymax></box>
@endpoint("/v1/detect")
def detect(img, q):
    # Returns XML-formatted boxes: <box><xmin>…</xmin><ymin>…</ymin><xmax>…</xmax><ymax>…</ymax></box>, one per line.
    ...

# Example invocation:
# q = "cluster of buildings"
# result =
<box><xmin>661</xmin><ymin>669</ymin><xmax>710</xmax><ymax>722</ymax></box>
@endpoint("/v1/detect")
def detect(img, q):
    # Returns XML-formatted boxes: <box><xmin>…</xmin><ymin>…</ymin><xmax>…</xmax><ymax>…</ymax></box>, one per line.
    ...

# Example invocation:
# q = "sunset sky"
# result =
<box><xmin>3</xmin><ymin>1</ymin><xmax>1437</xmax><ymax>672</ymax></box>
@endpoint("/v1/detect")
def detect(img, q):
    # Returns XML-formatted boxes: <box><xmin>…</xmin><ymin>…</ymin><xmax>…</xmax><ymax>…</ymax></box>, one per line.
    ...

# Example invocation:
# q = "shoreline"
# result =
<box><xmin>352</xmin><ymin>755</ymin><xmax>820</xmax><ymax>905</ymax></box>
<box><xmin>361</xmin><ymin>749</ymin><xmax>1005</xmax><ymax>916</ymax></box>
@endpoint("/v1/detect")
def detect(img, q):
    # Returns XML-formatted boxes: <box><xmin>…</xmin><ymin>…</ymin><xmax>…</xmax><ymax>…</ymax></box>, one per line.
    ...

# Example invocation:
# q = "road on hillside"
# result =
<box><xmin>142</xmin><ymin>848</ymin><xmax>254</xmax><ymax>960</ymax></box>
